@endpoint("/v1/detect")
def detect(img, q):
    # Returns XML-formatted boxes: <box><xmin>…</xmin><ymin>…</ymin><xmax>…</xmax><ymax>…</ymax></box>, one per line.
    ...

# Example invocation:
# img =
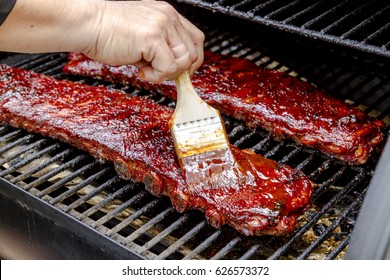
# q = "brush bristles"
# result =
<box><xmin>171</xmin><ymin>116</ymin><xmax>229</xmax><ymax>159</ymax></box>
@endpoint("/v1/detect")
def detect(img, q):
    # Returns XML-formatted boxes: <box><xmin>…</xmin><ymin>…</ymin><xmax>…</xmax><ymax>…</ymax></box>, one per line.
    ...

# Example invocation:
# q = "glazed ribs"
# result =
<box><xmin>0</xmin><ymin>64</ymin><xmax>314</xmax><ymax>236</ymax></box>
<box><xmin>63</xmin><ymin>51</ymin><xmax>385</xmax><ymax>165</ymax></box>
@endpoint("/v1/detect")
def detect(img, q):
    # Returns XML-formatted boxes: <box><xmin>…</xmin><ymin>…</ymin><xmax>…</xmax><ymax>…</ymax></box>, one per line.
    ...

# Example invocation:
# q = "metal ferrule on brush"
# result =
<box><xmin>171</xmin><ymin>116</ymin><xmax>229</xmax><ymax>159</ymax></box>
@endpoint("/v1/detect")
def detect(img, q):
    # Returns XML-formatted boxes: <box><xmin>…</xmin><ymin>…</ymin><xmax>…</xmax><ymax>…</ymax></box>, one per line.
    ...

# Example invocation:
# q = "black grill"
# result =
<box><xmin>178</xmin><ymin>0</ymin><xmax>390</xmax><ymax>57</ymax></box>
<box><xmin>0</xmin><ymin>4</ymin><xmax>389</xmax><ymax>260</ymax></box>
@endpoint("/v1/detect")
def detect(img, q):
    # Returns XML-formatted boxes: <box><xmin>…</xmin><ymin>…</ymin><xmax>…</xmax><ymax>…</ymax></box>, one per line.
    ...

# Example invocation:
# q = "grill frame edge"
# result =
<box><xmin>0</xmin><ymin>177</ymin><xmax>144</xmax><ymax>260</ymax></box>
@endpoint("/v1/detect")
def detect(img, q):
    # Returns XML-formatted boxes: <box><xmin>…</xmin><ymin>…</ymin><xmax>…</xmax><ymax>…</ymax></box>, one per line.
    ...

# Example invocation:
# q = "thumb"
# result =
<box><xmin>139</xmin><ymin>43</ymin><xmax>177</xmax><ymax>83</ymax></box>
<box><xmin>138</xmin><ymin>65</ymin><xmax>163</xmax><ymax>83</ymax></box>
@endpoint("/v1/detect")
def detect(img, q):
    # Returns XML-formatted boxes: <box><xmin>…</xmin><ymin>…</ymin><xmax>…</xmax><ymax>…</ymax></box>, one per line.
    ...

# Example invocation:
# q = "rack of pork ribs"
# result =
<box><xmin>0</xmin><ymin>64</ymin><xmax>315</xmax><ymax>236</ymax></box>
<box><xmin>0</xmin><ymin>49</ymin><xmax>385</xmax><ymax>236</ymax></box>
<box><xmin>63</xmin><ymin>51</ymin><xmax>385</xmax><ymax>165</ymax></box>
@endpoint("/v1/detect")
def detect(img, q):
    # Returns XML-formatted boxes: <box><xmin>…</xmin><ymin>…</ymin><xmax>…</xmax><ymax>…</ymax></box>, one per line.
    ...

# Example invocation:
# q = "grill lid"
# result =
<box><xmin>346</xmin><ymin>140</ymin><xmax>390</xmax><ymax>260</ymax></box>
<box><xmin>176</xmin><ymin>0</ymin><xmax>390</xmax><ymax>57</ymax></box>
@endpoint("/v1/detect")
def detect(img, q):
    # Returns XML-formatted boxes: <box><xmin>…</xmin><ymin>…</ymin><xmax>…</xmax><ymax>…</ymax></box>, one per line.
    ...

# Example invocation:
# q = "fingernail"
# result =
<box><xmin>139</xmin><ymin>70</ymin><xmax>145</xmax><ymax>79</ymax></box>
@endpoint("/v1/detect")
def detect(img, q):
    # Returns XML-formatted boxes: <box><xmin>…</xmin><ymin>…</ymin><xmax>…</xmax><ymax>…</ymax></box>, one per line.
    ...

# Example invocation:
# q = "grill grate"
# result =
<box><xmin>0</xmin><ymin>14</ymin><xmax>389</xmax><ymax>260</ymax></box>
<box><xmin>176</xmin><ymin>0</ymin><xmax>390</xmax><ymax>57</ymax></box>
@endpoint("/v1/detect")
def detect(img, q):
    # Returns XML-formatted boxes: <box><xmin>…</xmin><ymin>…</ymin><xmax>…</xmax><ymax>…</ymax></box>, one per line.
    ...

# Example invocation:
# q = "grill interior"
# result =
<box><xmin>0</xmin><ymin>4</ymin><xmax>389</xmax><ymax>260</ymax></box>
<box><xmin>179</xmin><ymin>0</ymin><xmax>390</xmax><ymax>57</ymax></box>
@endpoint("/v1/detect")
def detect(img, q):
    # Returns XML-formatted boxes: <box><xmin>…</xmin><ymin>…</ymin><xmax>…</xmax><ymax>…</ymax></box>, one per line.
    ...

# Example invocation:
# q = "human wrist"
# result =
<box><xmin>75</xmin><ymin>0</ymin><xmax>106</xmax><ymax>55</ymax></box>
<box><xmin>53</xmin><ymin>0</ymin><xmax>102</xmax><ymax>53</ymax></box>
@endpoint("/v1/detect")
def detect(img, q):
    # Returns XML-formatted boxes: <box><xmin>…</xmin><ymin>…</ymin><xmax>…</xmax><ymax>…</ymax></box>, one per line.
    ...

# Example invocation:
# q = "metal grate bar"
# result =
<box><xmin>340</xmin><ymin>5</ymin><xmax>390</xmax><ymax>39</ymax></box>
<box><xmin>278</xmin><ymin>146</ymin><xmax>302</xmax><ymax>164</ymax></box>
<box><xmin>313</xmin><ymin>166</ymin><xmax>348</xmax><ymax>198</ymax></box>
<box><xmin>377</xmin><ymin>107</ymin><xmax>390</xmax><ymax>120</ymax></box>
<box><xmin>239</xmin><ymin>243</ymin><xmax>261</xmax><ymax>260</ymax></box>
<box><xmin>325</xmin><ymin>233</ymin><xmax>351</xmax><ymax>260</ymax></box>
<box><xmin>382</xmin><ymin>40</ymin><xmax>390</xmax><ymax>51</ymax></box>
<box><xmin>106</xmin><ymin>199</ymin><xmax>161</xmax><ymax>236</ymax></box>
<box><xmin>0</xmin><ymin>143</ymin><xmax>60</xmax><ymax>177</ymax></box>
<box><xmin>264</xmin><ymin>142</ymin><xmax>285</xmax><ymax>158</ymax></box>
<box><xmin>0</xmin><ymin>139</ymin><xmax>47</xmax><ymax>167</ymax></box>
<box><xmin>0</xmin><ymin>134</ymin><xmax>33</xmax><ymax>155</ymax></box>
<box><xmin>337</xmin><ymin>73</ymin><xmax>377</xmax><ymax>101</ymax></box>
<box><xmin>41</xmin><ymin>63</ymin><xmax>68</xmax><ymax>77</ymax></box>
<box><xmin>232</xmin><ymin>130</ymin><xmax>258</xmax><ymax>147</ymax></box>
<box><xmin>11</xmin><ymin>54</ymin><xmax>55</xmax><ymax>69</ymax></box>
<box><xmin>305</xmin><ymin>65</ymin><xmax>345</xmax><ymax>92</ymax></box>
<box><xmin>294</xmin><ymin>153</ymin><xmax>316</xmax><ymax>172</ymax></box>
<box><xmin>10</xmin><ymin>148</ymin><xmax>72</xmax><ymax>184</ymax></box>
<box><xmin>227</xmin><ymin>124</ymin><xmax>246</xmax><ymax>138</ymax></box>
<box><xmin>351</xmin><ymin>79</ymin><xmax>388</xmax><ymax>108</ymax></box>
<box><xmin>90</xmin><ymin>188</ymin><xmax>146</xmax><ymax>228</ymax></box>
<box><xmin>182</xmin><ymin>0</ymin><xmax>390</xmax><ymax>56</ymax></box>
<box><xmin>204</xmin><ymin>32</ymin><xmax>230</xmax><ymax>50</ymax></box>
<box><xmin>63</xmin><ymin>176</ymin><xmax>121</xmax><ymax>213</ymax></box>
<box><xmin>364</xmin><ymin>92</ymin><xmax>390</xmax><ymax>116</ymax></box>
<box><xmin>249</xmin><ymin>0</ymin><xmax>279</xmax><ymax>14</ymax></box>
<box><xmin>320</xmin><ymin>2</ymin><xmax>371</xmax><ymax>35</ymax></box>
<box><xmin>239</xmin><ymin>236</ymin><xmax>276</xmax><ymax>260</ymax></box>
<box><xmin>215</xmin><ymin>34</ymin><xmax>242</xmax><ymax>51</ymax></box>
<box><xmin>230</xmin><ymin>0</ymin><xmax>254</xmax><ymax>10</ymax></box>
<box><xmin>210</xmin><ymin>236</ymin><xmax>241</xmax><ymax>260</ymax></box>
<box><xmin>49</xmin><ymin>166</ymin><xmax>111</xmax><ymax>205</ymax></box>
<box><xmin>76</xmin><ymin>182</ymin><xmax>137</xmax><ymax>220</ymax></box>
<box><xmin>245</xmin><ymin>51</ymin><xmax>264</xmax><ymax>63</ymax></box>
<box><xmin>23</xmin><ymin>154</ymin><xmax>88</xmax><ymax>190</ymax></box>
<box><xmin>308</xmin><ymin>159</ymin><xmax>332</xmax><ymax>181</ymax></box>
<box><xmin>250</xmin><ymin>136</ymin><xmax>273</xmax><ymax>154</ymax></box>
<box><xmin>203</xmin><ymin>29</ymin><xmax>220</xmax><ymax>46</ymax></box>
<box><xmin>220</xmin><ymin>40</ymin><xmax>254</xmax><ymax>57</ymax></box>
<box><xmin>0</xmin><ymin>128</ymin><xmax>23</xmax><ymax>143</ymax></box>
<box><xmin>182</xmin><ymin>229</ymin><xmax>222</xmax><ymax>260</ymax></box>
<box><xmin>268</xmin><ymin>171</ymin><xmax>366</xmax><ymax>259</ymax></box>
<box><xmin>138</xmin><ymin>214</ymin><xmax>190</xmax><ymax>254</ymax></box>
<box><xmin>36</xmin><ymin>161</ymin><xmax>99</xmax><ymax>198</ymax></box>
<box><xmin>283</xmin><ymin>0</ymin><xmax>325</xmax><ymax>24</ymax></box>
<box><xmin>297</xmin><ymin>188</ymin><xmax>367</xmax><ymax>259</ymax></box>
<box><xmin>215</xmin><ymin>0</ymin><xmax>228</xmax><ymax>6</ymax></box>
<box><xmin>156</xmin><ymin>220</ymin><xmax>207</xmax><ymax>260</ymax></box>
<box><xmin>27</xmin><ymin>54</ymin><xmax>67</xmax><ymax>73</ymax></box>
<box><xmin>327</xmin><ymin>75</ymin><xmax>361</xmax><ymax>100</ymax></box>
<box><xmin>124</xmin><ymin>207</ymin><xmax>175</xmax><ymax>243</ymax></box>
<box><xmin>263</xmin><ymin>0</ymin><xmax>303</xmax><ymax>20</ymax></box>
<box><xmin>301</xmin><ymin>0</ymin><xmax>353</xmax><ymax>29</ymax></box>
<box><xmin>363</xmin><ymin>22</ymin><xmax>390</xmax><ymax>44</ymax></box>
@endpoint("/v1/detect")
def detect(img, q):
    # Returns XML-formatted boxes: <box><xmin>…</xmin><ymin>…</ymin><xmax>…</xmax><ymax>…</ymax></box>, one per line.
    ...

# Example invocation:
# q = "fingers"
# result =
<box><xmin>87</xmin><ymin>1</ymin><xmax>205</xmax><ymax>83</ymax></box>
<box><xmin>139</xmin><ymin>41</ymin><xmax>176</xmax><ymax>82</ymax></box>
<box><xmin>139</xmin><ymin>18</ymin><xmax>204</xmax><ymax>82</ymax></box>
<box><xmin>139</xmin><ymin>2</ymin><xmax>205</xmax><ymax>82</ymax></box>
<box><xmin>177</xmin><ymin>15</ymin><xmax>205</xmax><ymax>76</ymax></box>
<box><xmin>140</xmin><ymin>42</ymin><xmax>193</xmax><ymax>83</ymax></box>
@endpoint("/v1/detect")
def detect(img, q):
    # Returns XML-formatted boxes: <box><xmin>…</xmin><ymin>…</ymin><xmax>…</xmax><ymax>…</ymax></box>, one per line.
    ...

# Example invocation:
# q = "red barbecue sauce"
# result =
<box><xmin>0</xmin><ymin>64</ymin><xmax>314</xmax><ymax>236</ymax></box>
<box><xmin>64</xmin><ymin>51</ymin><xmax>385</xmax><ymax>165</ymax></box>
<box><xmin>179</xmin><ymin>148</ymin><xmax>245</xmax><ymax>191</ymax></box>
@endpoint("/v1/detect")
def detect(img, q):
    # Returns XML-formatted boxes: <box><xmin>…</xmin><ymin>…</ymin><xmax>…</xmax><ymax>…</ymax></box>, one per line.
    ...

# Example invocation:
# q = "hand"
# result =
<box><xmin>0</xmin><ymin>0</ymin><xmax>204</xmax><ymax>83</ymax></box>
<box><xmin>83</xmin><ymin>1</ymin><xmax>205</xmax><ymax>83</ymax></box>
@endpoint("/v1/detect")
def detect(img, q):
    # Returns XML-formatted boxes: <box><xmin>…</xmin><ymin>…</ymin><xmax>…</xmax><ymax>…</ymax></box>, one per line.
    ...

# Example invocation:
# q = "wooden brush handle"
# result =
<box><xmin>174</xmin><ymin>71</ymin><xmax>217</xmax><ymax>123</ymax></box>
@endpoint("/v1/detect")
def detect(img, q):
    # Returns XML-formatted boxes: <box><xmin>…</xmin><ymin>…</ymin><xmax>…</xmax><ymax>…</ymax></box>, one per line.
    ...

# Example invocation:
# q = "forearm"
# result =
<box><xmin>0</xmin><ymin>0</ymin><xmax>204</xmax><ymax>82</ymax></box>
<box><xmin>0</xmin><ymin>0</ymin><xmax>99</xmax><ymax>53</ymax></box>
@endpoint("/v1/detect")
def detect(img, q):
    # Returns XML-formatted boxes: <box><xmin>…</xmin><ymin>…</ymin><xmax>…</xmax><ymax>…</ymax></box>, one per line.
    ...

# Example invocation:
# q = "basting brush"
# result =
<box><xmin>169</xmin><ymin>71</ymin><xmax>242</xmax><ymax>188</ymax></box>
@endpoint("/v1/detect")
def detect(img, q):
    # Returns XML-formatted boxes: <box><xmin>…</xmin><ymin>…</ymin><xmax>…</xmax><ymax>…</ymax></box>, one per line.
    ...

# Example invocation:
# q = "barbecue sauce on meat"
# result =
<box><xmin>0</xmin><ymin>64</ymin><xmax>314</xmax><ymax>236</ymax></box>
<box><xmin>180</xmin><ymin>148</ymin><xmax>246</xmax><ymax>191</ymax></box>
<box><xmin>64</xmin><ymin>51</ymin><xmax>385</xmax><ymax>165</ymax></box>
